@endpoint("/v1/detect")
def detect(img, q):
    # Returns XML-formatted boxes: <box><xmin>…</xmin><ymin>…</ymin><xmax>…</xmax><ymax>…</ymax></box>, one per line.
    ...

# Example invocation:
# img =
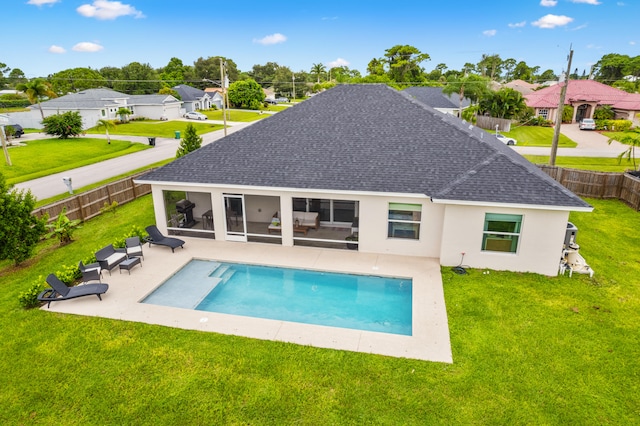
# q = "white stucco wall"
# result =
<box><xmin>439</xmin><ymin>203</ymin><xmax>570</xmax><ymax>276</ymax></box>
<box><xmin>147</xmin><ymin>184</ymin><xmax>571</xmax><ymax>275</ymax></box>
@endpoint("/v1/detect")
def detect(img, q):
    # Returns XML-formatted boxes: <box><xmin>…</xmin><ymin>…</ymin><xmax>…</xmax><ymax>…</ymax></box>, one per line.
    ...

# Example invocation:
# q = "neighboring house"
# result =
<box><xmin>7</xmin><ymin>88</ymin><xmax>182</xmax><ymax>129</ymax></box>
<box><xmin>502</xmin><ymin>79</ymin><xmax>541</xmax><ymax>96</ymax></box>
<box><xmin>173</xmin><ymin>84</ymin><xmax>213</xmax><ymax>113</ymax></box>
<box><xmin>204</xmin><ymin>88</ymin><xmax>224</xmax><ymax>109</ymax></box>
<box><xmin>404</xmin><ymin>86</ymin><xmax>471</xmax><ymax>116</ymax></box>
<box><xmin>525</xmin><ymin>79</ymin><xmax>640</xmax><ymax>125</ymax></box>
<box><xmin>137</xmin><ymin>84</ymin><xmax>592</xmax><ymax>276</ymax></box>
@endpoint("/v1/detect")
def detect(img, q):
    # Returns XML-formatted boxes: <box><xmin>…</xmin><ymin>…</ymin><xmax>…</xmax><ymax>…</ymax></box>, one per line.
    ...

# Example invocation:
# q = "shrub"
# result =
<box><xmin>42</xmin><ymin>111</ymin><xmax>83</xmax><ymax>139</ymax></box>
<box><xmin>594</xmin><ymin>105</ymin><xmax>615</xmax><ymax>120</ymax></box>
<box><xmin>45</xmin><ymin>206</ymin><xmax>82</xmax><ymax>244</ymax></box>
<box><xmin>56</xmin><ymin>264</ymin><xmax>82</xmax><ymax>284</ymax></box>
<box><xmin>18</xmin><ymin>276</ymin><xmax>46</xmax><ymax>309</ymax></box>
<box><xmin>597</xmin><ymin>119</ymin><xmax>633</xmax><ymax>132</ymax></box>
<box><xmin>112</xmin><ymin>225</ymin><xmax>147</xmax><ymax>249</ymax></box>
<box><xmin>529</xmin><ymin>116</ymin><xmax>553</xmax><ymax>127</ymax></box>
<box><xmin>562</xmin><ymin>105</ymin><xmax>574</xmax><ymax>123</ymax></box>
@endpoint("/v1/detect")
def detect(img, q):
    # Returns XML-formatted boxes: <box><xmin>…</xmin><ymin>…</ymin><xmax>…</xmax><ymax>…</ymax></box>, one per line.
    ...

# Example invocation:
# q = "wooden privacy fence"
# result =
<box><xmin>538</xmin><ymin>165</ymin><xmax>640</xmax><ymax>210</ymax></box>
<box><xmin>476</xmin><ymin>116</ymin><xmax>512</xmax><ymax>132</ymax></box>
<box><xmin>32</xmin><ymin>171</ymin><xmax>153</xmax><ymax>224</ymax></box>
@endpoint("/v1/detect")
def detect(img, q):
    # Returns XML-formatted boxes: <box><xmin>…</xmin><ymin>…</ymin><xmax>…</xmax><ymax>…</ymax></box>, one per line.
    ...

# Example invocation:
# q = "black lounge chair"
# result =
<box><xmin>145</xmin><ymin>225</ymin><xmax>185</xmax><ymax>252</ymax></box>
<box><xmin>37</xmin><ymin>274</ymin><xmax>109</xmax><ymax>308</ymax></box>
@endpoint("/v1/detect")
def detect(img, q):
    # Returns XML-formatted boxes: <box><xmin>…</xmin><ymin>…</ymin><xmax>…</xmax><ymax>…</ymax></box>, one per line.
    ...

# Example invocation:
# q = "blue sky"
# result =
<box><xmin>3</xmin><ymin>0</ymin><xmax>638</xmax><ymax>79</ymax></box>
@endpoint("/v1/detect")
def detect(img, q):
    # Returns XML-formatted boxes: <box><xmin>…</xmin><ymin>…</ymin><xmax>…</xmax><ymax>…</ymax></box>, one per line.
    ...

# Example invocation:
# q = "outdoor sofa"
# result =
<box><xmin>95</xmin><ymin>244</ymin><xmax>127</xmax><ymax>275</ymax></box>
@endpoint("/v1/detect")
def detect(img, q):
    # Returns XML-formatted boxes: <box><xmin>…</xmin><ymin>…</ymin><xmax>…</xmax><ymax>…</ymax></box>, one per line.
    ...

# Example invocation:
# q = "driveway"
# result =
<box><xmin>512</xmin><ymin>123</ymin><xmax>628</xmax><ymax>157</ymax></box>
<box><xmin>13</xmin><ymin>121</ymin><xmax>254</xmax><ymax>200</ymax></box>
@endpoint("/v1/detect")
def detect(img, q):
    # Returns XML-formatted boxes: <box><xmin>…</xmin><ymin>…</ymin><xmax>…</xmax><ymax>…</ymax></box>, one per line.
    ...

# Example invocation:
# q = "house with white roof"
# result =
<box><xmin>137</xmin><ymin>85</ymin><xmax>592</xmax><ymax>276</ymax></box>
<box><xmin>7</xmin><ymin>88</ymin><xmax>182</xmax><ymax>129</ymax></box>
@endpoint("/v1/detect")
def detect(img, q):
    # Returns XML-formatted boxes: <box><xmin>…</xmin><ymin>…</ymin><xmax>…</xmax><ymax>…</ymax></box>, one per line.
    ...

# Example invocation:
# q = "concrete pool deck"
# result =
<box><xmin>43</xmin><ymin>239</ymin><xmax>453</xmax><ymax>363</ymax></box>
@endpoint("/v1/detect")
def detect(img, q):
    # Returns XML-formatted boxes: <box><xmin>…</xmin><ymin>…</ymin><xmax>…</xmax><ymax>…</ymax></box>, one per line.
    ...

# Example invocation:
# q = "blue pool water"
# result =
<box><xmin>142</xmin><ymin>259</ymin><xmax>412</xmax><ymax>335</ymax></box>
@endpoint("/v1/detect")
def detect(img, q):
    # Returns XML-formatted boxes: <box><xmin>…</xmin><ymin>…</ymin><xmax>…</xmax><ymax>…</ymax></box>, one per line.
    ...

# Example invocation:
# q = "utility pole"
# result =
<box><xmin>0</xmin><ymin>126</ymin><xmax>12</xmax><ymax>166</ymax></box>
<box><xmin>220</xmin><ymin>58</ymin><xmax>227</xmax><ymax>136</ymax></box>
<box><xmin>550</xmin><ymin>47</ymin><xmax>573</xmax><ymax>166</ymax></box>
<box><xmin>292</xmin><ymin>74</ymin><xmax>295</xmax><ymax>102</ymax></box>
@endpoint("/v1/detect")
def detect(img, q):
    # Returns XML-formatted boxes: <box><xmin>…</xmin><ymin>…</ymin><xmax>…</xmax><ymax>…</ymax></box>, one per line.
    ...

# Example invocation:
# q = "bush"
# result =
<box><xmin>56</xmin><ymin>264</ymin><xmax>82</xmax><ymax>284</ymax></box>
<box><xmin>529</xmin><ymin>116</ymin><xmax>554</xmax><ymax>127</ymax></box>
<box><xmin>597</xmin><ymin>119</ymin><xmax>633</xmax><ymax>131</ymax></box>
<box><xmin>18</xmin><ymin>276</ymin><xmax>46</xmax><ymax>309</ymax></box>
<box><xmin>112</xmin><ymin>225</ymin><xmax>147</xmax><ymax>249</ymax></box>
<box><xmin>42</xmin><ymin>111</ymin><xmax>83</xmax><ymax>139</ymax></box>
<box><xmin>562</xmin><ymin>105</ymin><xmax>574</xmax><ymax>123</ymax></box>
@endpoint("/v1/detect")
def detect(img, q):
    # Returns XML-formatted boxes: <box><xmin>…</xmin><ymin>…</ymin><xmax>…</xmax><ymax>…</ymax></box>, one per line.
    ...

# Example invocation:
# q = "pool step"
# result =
<box><xmin>143</xmin><ymin>260</ymin><xmax>223</xmax><ymax>310</ymax></box>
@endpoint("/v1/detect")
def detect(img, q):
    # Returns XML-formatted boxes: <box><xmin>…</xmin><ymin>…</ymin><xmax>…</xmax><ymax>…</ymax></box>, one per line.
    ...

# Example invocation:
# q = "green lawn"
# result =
<box><xmin>524</xmin><ymin>155</ymin><xmax>634</xmax><ymax>172</ymax></box>
<box><xmin>205</xmin><ymin>109</ymin><xmax>272</xmax><ymax>122</ymax></box>
<box><xmin>0</xmin><ymin>196</ymin><xmax>637</xmax><ymax>423</ymax></box>
<box><xmin>603</xmin><ymin>130</ymin><xmax>640</xmax><ymax>145</ymax></box>
<box><xmin>86</xmin><ymin>120</ymin><xmax>222</xmax><ymax>138</ymax></box>
<box><xmin>499</xmin><ymin>126</ymin><xmax>577</xmax><ymax>147</ymax></box>
<box><xmin>2</xmin><ymin>138</ymin><xmax>149</xmax><ymax>184</ymax></box>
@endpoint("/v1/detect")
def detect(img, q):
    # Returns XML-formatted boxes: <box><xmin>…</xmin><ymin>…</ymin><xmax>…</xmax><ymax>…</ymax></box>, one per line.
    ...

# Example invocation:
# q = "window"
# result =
<box><xmin>388</xmin><ymin>203</ymin><xmax>421</xmax><ymax>240</ymax></box>
<box><xmin>538</xmin><ymin>109</ymin><xmax>549</xmax><ymax>120</ymax></box>
<box><xmin>482</xmin><ymin>213</ymin><xmax>522</xmax><ymax>253</ymax></box>
<box><xmin>101</xmin><ymin>109</ymin><xmax>106</xmax><ymax>117</ymax></box>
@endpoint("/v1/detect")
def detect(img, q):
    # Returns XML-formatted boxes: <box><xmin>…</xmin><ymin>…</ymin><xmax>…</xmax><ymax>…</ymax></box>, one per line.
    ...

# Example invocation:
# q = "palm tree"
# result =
<box><xmin>311</xmin><ymin>63</ymin><xmax>326</xmax><ymax>84</ymax></box>
<box><xmin>95</xmin><ymin>119</ymin><xmax>116</xmax><ymax>144</ymax></box>
<box><xmin>116</xmin><ymin>107</ymin><xmax>131</xmax><ymax>123</ymax></box>
<box><xmin>15</xmin><ymin>78</ymin><xmax>56</xmax><ymax>120</ymax></box>
<box><xmin>608</xmin><ymin>128</ymin><xmax>640</xmax><ymax>171</ymax></box>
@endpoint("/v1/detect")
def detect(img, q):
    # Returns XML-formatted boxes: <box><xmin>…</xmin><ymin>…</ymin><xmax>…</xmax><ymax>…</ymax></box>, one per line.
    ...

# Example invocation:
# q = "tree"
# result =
<box><xmin>95</xmin><ymin>119</ymin><xmax>116</xmax><ymax>144</ymax></box>
<box><xmin>116</xmin><ymin>107</ymin><xmax>131</xmax><ymax>122</ymax></box>
<box><xmin>478</xmin><ymin>88</ymin><xmax>527</xmax><ymax>119</ymax></box>
<box><xmin>608</xmin><ymin>128</ymin><xmax>640</xmax><ymax>171</ymax></box>
<box><xmin>0</xmin><ymin>172</ymin><xmax>46</xmax><ymax>265</ymax></box>
<box><xmin>7</xmin><ymin>68</ymin><xmax>27</xmax><ymax>86</ymax></box>
<box><xmin>194</xmin><ymin>57</ymin><xmax>239</xmax><ymax>85</ymax></box>
<box><xmin>477</xmin><ymin>54</ymin><xmax>502</xmax><ymax>80</ymax></box>
<box><xmin>383</xmin><ymin>44</ymin><xmax>430</xmax><ymax>83</ymax></box>
<box><xmin>48</xmin><ymin>67</ymin><xmax>106</xmax><ymax>95</ymax></box>
<box><xmin>310</xmin><ymin>63</ymin><xmax>326</xmax><ymax>83</ymax></box>
<box><xmin>538</xmin><ymin>69</ymin><xmax>557</xmax><ymax>82</ymax></box>
<box><xmin>502</xmin><ymin>58</ymin><xmax>517</xmax><ymax>81</ymax></box>
<box><xmin>0</xmin><ymin>62</ymin><xmax>10</xmax><ymax>88</ymax></box>
<box><xmin>113</xmin><ymin>62</ymin><xmax>160</xmax><ymax>94</ymax></box>
<box><xmin>98</xmin><ymin>66</ymin><xmax>122</xmax><ymax>89</ymax></box>
<box><xmin>512</xmin><ymin>61</ymin><xmax>535</xmax><ymax>82</ymax></box>
<box><xmin>15</xmin><ymin>78</ymin><xmax>56</xmax><ymax>120</ymax></box>
<box><xmin>228</xmin><ymin>79</ymin><xmax>265</xmax><ymax>109</ymax></box>
<box><xmin>366</xmin><ymin>58</ymin><xmax>386</xmax><ymax>76</ymax></box>
<box><xmin>42</xmin><ymin>111</ymin><xmax>83</xmax><ymax>139</ymax></box>
<box><xmin>593</xmin><ymin>53</ymin><xmax>630</xmax><ymax>83</ymax></box>
<box><xmin>45</xmin><ymin>206</ymin><xmax>82</xmax><ymax>245</ymax></box>
<box><xmin>442</xmin><ymin>74</ymin><xmax>489</xmax><ymax>113</ymax></box>
<box><xmin>159</xmin><ymin>57</ymin><xmax>188</xmax><ymax>85</ymax></box>
<box><xmin>176</xmin><ymin>123</ymin><xmax>202</xmax><ymax>158</ymax></box>
<box><xmin>249</xmin><ymin>62</ymin><xmax>281</xmax><ymax>87</ymax></box>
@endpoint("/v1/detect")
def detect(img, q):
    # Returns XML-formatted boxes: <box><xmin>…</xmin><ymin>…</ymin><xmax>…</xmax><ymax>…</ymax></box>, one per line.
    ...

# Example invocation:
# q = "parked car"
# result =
<box><xmin>495</xmin><ymin>133</ymin><xmax>517</xmax><ymax>146</ymax></box>
<box><xmin>264</xmin><ymin>98</ymin><xmax>277</xmax><ymax>105</ymax></box>
<box><xmin>579</xmin><ymin>118</ymin><xmax>596</xmax><ymax>130</ymax></box>
<box><xmin>4</xmin><ymin>124</ymin><xmax>24</xmax><ymax>138</ymax></box>
<box><xmin>276</xmin><ymin>97</ymin><xmax>289</xmax><ymax>103</ymax></box>
<box><xmin>184</xmin><ymin>111</ymin><xmax>207</xmax><ymax>120</ymax></box>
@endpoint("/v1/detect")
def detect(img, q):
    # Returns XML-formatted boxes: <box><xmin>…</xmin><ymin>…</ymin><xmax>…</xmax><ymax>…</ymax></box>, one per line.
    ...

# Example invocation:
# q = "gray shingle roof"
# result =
<box><xmin>139</xmin><ymin>84</ymin><xmax>590</xmax><ymax>209</ymax></box>
<box><xmin>38</xmin><ymin>88</ymin><xmax>129</xmax><ymax>110</ymax></box>
<box><xmin>404</xmin><ymin>86</ymin><xmax>471</xmax><ymax>109</ymax></box>
<box><xmin>173</xmin><ymin>84</ymin><xmax>206</xmax><ymax>102</ymax></box>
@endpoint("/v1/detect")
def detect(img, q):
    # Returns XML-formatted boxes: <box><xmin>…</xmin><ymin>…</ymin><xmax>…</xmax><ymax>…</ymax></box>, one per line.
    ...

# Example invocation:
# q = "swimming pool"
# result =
<box><xmin>142</xmin><ymin>259</ymin><xmax>412</xmax><ymax>335</ymax></box>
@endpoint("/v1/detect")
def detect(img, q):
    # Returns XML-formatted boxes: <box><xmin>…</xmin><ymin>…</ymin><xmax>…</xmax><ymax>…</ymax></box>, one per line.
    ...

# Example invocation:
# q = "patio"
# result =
<box><xmin>42</xmin><ymin>238</ymin><xmax>452</xmax><ymax>363</ymax></box>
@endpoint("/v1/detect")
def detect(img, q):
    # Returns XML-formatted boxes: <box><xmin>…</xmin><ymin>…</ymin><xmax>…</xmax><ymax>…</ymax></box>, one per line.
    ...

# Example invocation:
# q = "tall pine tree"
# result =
<box><xmin>176</xmin><ymin>123</ymin><xmax>203</xmax><ymax>158</ymax></box>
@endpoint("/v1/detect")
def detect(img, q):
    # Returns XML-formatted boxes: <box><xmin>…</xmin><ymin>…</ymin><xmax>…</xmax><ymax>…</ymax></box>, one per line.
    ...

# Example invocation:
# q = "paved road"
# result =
<box><xmin>11</xmin><ymin>121</ymin><xmax>629</xmax><ymax>200</ymax></box>
<box><xmin>512</xmin><ymin>123</ymin><xmax>627</xmax><ymax>157</ymax></box>
<box><xmin>13</xmin><ymin>120</ymin><xmax>254</xmax><ymax>200</ymax></box>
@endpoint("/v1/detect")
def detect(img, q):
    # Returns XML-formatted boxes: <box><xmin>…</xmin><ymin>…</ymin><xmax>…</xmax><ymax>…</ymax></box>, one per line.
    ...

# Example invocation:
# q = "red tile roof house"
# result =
<box><xmin>137</xmin><ymin>85</ymin><xmax>592</xmax><ymax>276</ymax></box>
<box><xmin>525</xmin><ymin>79</ymin><xmax>640</xmax><ymax>125</ymax></box>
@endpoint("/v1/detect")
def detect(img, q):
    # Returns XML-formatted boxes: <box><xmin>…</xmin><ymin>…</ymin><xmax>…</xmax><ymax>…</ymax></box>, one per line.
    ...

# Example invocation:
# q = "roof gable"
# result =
<box><xmin>173</xmin><ymin>84</ymin><xmax>206</xmax><ymax>102</ymax></box>
<box><xmin>403</xmin><ymin>86</ymin><xmax>471</xmax><ymax>109</ymax></box>
<box><xmin>140</xmin><ymin>85</ymin><xmax>589</xmax><ymax>210</ymax></box>
<box><xmin>526</xmin><ymin>79</ymin><xmax>640</xmax><ymax>110</ymax></box>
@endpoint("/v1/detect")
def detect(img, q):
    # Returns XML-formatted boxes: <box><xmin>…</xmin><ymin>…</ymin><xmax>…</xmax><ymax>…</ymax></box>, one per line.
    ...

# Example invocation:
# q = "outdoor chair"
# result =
<box><xmin>145</xmin><ymin>225</ymin><xmax>185</xmax><ymax>253</ymax></box>
<box><xmin>95</xmin><ymin>244</ymin><xmax>127</xmax><ymax>275</ymax></box>
<box><xmin>125</xmin><ymin>236</ymin><xmax>144</xmax><ymax>260</ymax></box>
<box><xmin>37</xmin><ymin>274</ymin><xmax>109</xmax><ymax>309</ymax></box>
<box><xmin>78</xmin><ymin>260</ymin><xmax>102</xmax><ymax>283</ymax></box>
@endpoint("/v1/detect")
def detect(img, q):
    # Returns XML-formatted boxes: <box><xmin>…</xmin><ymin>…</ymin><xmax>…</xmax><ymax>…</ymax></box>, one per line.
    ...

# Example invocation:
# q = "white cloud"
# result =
<box><xmin>508</xmin><ymin>21</ymin><xmax>526</xmax><ymax>28</ymax></box>
<box><xmin>630</xmin><ymin>41</ymin><xmax>636</xmax><ymax>45</ymax></box>
<box><xmin>72</xmin><ymin>42</ymin><xmax>104</xmax><ymax>52</ymax></box>
<box><xmin>27</xmin><ymin>0</ymin><xmax>60</xmax><ymax>5</ymax></box>
<box><xmin>570</xmin><ymin>0</ymin><xmax>601</xmax><ymax>4</ymax></box>
<box><xmin>586</xmin><ymin>43</ymin><xmax>601</xmax><ymax>49</ymax></box>
<box><xmin>253</xmin><ymin>33</ymin><xmax>287</xmax><ymax>45</ymax></box>
<box><xmin>483</xmin><ymin>29</ymin><xmax>497</xmax><ymax>37</ymax></box>
<box><xmin>48</xmin><ymin>45</ymin><xmax>66</xmax><ymax>54</ymax></box>
<box><xmin>540</xmin><ymin>0</ymin><xmax>557</xmax><ymax>6</ymax></box>
<box><xmin>327</xmin><ymin>58</ymin><xmax>350</xmax><ymax>68</ymax></box>
<box><xmin>572</xmin><ymin>23</ymin><xmax>588</xmax><ymax>30</ymax></box>
<box><xmin>532</xmin><ymin>14</ymin><xmax>574</xmax><ymax>28</ymax></box>
<box><xmin>77</xmin><ymin>1</ymin><xmax>145</xmax><ymax>20</ymax></box>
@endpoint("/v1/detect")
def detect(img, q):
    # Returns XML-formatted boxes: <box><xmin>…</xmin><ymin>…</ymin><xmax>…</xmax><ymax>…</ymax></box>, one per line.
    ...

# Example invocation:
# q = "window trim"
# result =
<box><xmin>481</xmin><ymin>213</ymin><xmax>522</xmax><ymax>253</ymax></box>
<box><xmin>388</xmin><ymin>203</ymin><xmax>421</xmax><ymax>240</ymax></box>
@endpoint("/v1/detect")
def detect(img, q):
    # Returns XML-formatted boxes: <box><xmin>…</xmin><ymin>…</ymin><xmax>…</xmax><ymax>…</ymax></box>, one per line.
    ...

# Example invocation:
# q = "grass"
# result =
<box><xmin>0</xmin><ymin>196</ymin><xmax>638</xmax><ymax>423</ymax></box>
<box><xmin>85</xmin><ymin>120</ymin><xmax>222</xmax><ymax>138</ymax></box>
<box><xmin>603</xmin><ymin>130</ymin><xmax>640</xmax><ymax>145</ymax></box>
<box><xmin>500</xmin><ymin>126</ymin><xmax>577</xmax><ymax>147</ymax></box>
<box><xmin>205</xmin><ymin>109</ymin><xmax>271</xmax><ymax>122</ymax></box>
<box><xmin>524</xmin><ymin>155</ymin><xmax>634</xmax><ymax>172</ymax></box>
<box><xmin>2</xmin><ymin>138</ymin><xmax>149</xmax><ymax>184</ymax></box>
